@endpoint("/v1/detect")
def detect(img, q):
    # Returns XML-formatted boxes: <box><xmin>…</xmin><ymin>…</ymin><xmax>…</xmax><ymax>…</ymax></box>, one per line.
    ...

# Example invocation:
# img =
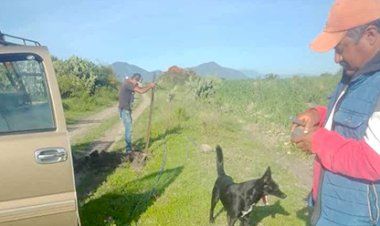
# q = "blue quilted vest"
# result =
<box><xmin>311</xmin><ymin>71</ymin><xmax>380</xmax><ymax>226</ymax></box>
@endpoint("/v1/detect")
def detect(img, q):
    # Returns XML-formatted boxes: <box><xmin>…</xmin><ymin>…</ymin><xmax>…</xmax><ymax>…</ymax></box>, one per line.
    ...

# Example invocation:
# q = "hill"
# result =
<box><xmin>111</xmin><ymin>62</ymin><xmax>161</xmax><ymax>82</ymax></box>
<box><xmin>111</xmin><ymin>61</ymin><xmax>258</xmax><ymax>81</ymax></box>
<box><xmin>189</xmin><ymin>62</ymin><xmax>249</xmax><ymax>80</ymax></box>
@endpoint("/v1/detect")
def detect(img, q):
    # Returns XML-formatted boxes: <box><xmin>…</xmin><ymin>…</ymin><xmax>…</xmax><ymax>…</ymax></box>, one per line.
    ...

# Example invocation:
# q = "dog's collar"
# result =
<box><xmin>241</xmin><ymin>203</ymin><xmax>256</xmax><ymax>217</ymax></box>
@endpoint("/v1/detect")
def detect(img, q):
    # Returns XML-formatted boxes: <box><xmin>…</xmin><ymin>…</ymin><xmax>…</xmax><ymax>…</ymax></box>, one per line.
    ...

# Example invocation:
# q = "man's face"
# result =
<box><xmin>131</xmin><ymin>78</ymin><xmax>140</xmax><ymax>86</ymax></box>
<box><xmin>334</xmin><ymin>30</ymin><xmax>372</xmax><ymax>76</ymax></box>
<box><xmin>334</xmin><ymin>37</ymin><xmax>365</xmax><ymax>76</ymax></box>
<box><xmin>127</xmin><ymin>77</ymin><xmax>139</xmax><ymax>85</ymax></box>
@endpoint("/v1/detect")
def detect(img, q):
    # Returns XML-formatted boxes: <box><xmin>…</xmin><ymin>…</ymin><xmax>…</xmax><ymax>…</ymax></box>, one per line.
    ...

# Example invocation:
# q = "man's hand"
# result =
<box><xmin>149</xmin><ymin>82</ymin><xmax>156</xmax><ymax>88</ymax></box>
<box><xmin>291</xmin><ymin>108</ymin><xmax>320</xmax><ymax>132</ymax></box>
<box><xmin>291</xmin><ymin>129</ymin><xmax>317</xmax><ymax>153</ymax></box>
<box><xmin>290</xmin><ymin>108</ymin><xmax>321</xmax><ymax>153</ymax></box>
<box><xmin>133</xmin><ymin>82</ymin><xmax>156</xmax><ymax>94</ymax></box>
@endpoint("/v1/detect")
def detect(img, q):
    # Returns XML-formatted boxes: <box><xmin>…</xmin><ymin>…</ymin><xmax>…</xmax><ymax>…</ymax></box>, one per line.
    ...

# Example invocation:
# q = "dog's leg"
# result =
<box><xmin>227</xmin><ymin>214</ymin><xmax>238</xmax><ymax>226</ymax></box>
<box><xmin>240</xmin><ymin>214</ymin><xmax>251</xmax><ymax>226</ymax></box>
<box><xmin>209</xmin><ymin>185</ymin><xmax>220</xmax><ymax>223</ymax></box>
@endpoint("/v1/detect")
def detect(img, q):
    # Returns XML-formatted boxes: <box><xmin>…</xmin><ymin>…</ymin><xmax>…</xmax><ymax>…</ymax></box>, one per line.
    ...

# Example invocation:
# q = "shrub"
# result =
<box><xmin>186</xmin><ymin>76</ymin><xmax>220</xmax><ymax>100</ymax></box>
<box><xmin>53</xmin><ymin>56</ymin><xmax>119</xmax><ymax>99</ymax></box>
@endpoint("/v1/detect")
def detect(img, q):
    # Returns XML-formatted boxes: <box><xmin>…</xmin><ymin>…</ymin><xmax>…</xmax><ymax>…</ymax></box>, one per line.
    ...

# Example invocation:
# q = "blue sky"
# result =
<box><xmin>1</xmin><ymin>0</ymin><xmax>339</xmax><ymax>75</ymax></box>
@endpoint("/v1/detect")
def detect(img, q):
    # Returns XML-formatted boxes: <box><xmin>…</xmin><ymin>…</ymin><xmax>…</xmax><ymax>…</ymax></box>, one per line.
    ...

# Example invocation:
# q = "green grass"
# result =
<box><xmin>80</xmin><ymin>130</ymin><xmax>308</xmax><ymax>225</ymax></box>
<box><xmin>213</xmin><ymin>75</ymin><xmax>340</xmax><ymax>155</ymax></box>
<box><xmin>215</xmin><ymin>75</ymin><xmax>339</xmax><ymax>129</ymax></box>
<box><xmin>77</xmin><ymin>77</ymin><xmax>330</xmax><ymax>225</ymax></box>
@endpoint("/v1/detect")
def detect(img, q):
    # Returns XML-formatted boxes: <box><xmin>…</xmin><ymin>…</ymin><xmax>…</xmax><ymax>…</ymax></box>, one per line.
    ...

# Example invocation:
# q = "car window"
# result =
<box><xmin>0</xmin><ymin>53</ymin><xmax>55</xmax><ymax>134</ymax></box>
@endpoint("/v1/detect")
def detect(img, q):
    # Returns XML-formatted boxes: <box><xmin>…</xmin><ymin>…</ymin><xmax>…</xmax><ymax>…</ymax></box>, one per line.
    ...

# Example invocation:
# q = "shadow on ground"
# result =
<box><xmin>79</xmin><ymin>166</ymin><xmax>184</xmax><ymax>226</ymax></box>
<box><xmin>73</xmin><ymin>144</ymin><xmax>125</xmax><ymax>200</ymax></box>
<box><xmin>296</xmin><ymin>206</ymin><xmax>311</xmax><ymax>226</ymax></box>
<box><xmin>249</xmin><ymin>200</ymin><xmax>290</xmax><ymax>226</ymax></box>
<box><xmin>134</xmin><ymin>126</ymin><xmax>182</xmax><ymax>151</ymax></box>
<box><xmin>211</xmin><ymin>200</ymin><xmax>290</xmax><ymax>226</ymax></box>
<box><xmin>72</xmin><ymin>125</ymin><xmax>183</xmax><ymax>198</ymax></box>
<box><xmin>72</xmin><ymin>125</ymin><xmax>183</xmax><ymax>225</ymax></box>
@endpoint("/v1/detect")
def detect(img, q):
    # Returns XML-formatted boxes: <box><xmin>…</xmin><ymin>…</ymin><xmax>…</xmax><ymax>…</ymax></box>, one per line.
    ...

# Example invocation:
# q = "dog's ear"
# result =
<box><xmin>263</xmin><ymin>167</ymin><xmax>272</xmax><ymax>182</ymax></box>
<box><xmin>265</xmin><ymin>167</ymin><xmax>272</xmax><ymax>176</ymax></box>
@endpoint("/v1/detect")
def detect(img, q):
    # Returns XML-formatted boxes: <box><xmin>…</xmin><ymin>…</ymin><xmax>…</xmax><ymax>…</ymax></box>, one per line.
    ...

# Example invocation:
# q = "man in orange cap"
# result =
<box><xmin>291</xmin><ymin>0</ymin><xmax>380</xmax><ymax>225</ymax></box>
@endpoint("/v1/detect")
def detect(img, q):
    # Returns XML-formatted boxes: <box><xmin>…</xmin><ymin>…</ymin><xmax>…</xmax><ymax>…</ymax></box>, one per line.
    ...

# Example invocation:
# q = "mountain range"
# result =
<box><xmin>189</xmin><ymin>62</ymin><xmax>247</xmax><ymax>80</ymax></box>
<box><xmin>111</xmin><ymin>62</ymin><xmax>158</xmax><ymax>82</ymax></box>
<box><xmin>111</xmin><ymin>61</ymin><xmax>261</xmax><ymax>81</ymax></box>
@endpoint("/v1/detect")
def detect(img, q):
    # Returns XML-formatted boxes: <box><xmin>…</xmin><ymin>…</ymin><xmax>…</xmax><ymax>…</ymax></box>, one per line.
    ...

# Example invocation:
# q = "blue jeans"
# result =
<box><xmin>119</xmin><ymin>109</ymin><xmax>132</xmax><ymax>153</ymax></box>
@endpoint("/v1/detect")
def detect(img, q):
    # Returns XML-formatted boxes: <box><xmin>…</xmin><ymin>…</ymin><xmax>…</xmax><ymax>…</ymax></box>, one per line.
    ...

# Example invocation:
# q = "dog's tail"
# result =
<box><xmin>216</xmin><ymin>145</ymin><xmax>225</xmax><ymax>176</ymax></box>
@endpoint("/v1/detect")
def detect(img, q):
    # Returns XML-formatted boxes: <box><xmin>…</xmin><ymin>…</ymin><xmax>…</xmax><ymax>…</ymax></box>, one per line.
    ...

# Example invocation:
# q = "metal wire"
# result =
<box><xmin>130</xmin><ymin>141</ymin><xmax>168</xmax><ymax>225</ymax></box>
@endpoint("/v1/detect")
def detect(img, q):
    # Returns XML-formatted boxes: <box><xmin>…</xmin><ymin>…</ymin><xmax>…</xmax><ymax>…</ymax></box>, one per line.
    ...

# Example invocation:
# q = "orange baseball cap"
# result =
<box><xmin>310</xmin><ymin>0</ymin><xmax>380</xmax><ymax>52</ymax></box>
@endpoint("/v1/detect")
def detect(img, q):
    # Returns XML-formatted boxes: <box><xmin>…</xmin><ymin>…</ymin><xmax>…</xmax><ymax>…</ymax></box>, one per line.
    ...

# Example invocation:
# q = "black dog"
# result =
<box><xmin>209</xmin><ymin>145</ymin><xmax>287</xmax><ymax>226</ymax></box>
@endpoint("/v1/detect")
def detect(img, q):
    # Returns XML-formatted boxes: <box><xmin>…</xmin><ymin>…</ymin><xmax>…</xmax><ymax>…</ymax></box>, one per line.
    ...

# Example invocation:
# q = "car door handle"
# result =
<box><xmin>35</xmin><ymin>148</ymin><xmax>67</xmax><ymax>164</ymax></box>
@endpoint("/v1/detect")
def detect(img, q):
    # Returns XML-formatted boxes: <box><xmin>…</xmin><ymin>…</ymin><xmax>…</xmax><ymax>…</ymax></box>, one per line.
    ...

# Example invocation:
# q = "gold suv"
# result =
<box><xmin>0</xmin><ymin>32</ymin><xmax>80</xmax><ymax>225</ymax></box>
